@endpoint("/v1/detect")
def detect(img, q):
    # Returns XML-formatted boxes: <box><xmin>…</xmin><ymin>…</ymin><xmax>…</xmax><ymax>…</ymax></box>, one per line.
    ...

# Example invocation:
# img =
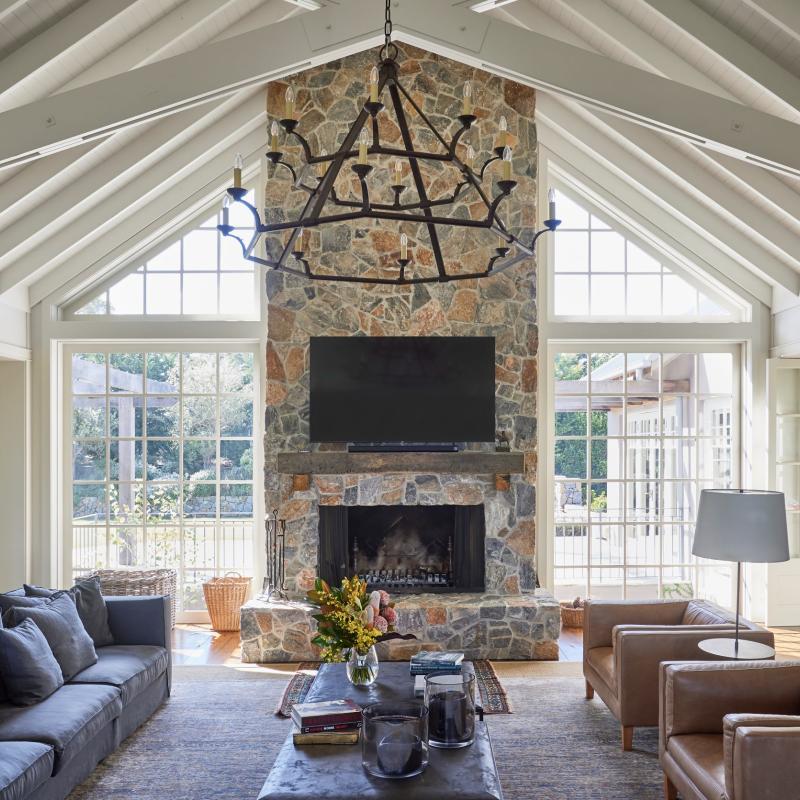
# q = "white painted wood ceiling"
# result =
<box><xmin>0</xmin><ymin>0</ymin><xmax>798</xmax><ymax>309</ymax></box>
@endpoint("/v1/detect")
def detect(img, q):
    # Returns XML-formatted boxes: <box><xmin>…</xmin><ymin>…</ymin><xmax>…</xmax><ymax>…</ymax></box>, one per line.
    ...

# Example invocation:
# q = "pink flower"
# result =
<box><xmin>378</xmin><ymin>590</ymin><xmax>391</xmax><ymax>607</ymax></box>
<box><xmin>373</xmin><ymin>615</ymin><xmax>388</xmax><ymax>633</ymax></box>
<box><xmin>382</xmin><ymin>606</ymin><xmax>397</xmax><ymax>625</ymax></box>
<box><xmin>369</xmin><ymin>591</ymin><xmax>382</xmax><ymax>610</ymax></box>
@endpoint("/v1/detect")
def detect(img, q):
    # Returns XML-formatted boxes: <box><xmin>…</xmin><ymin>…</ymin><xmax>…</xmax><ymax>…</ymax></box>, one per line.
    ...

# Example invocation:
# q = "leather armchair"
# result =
<box><xmin>659</xmin><ymin>661</ymin><xmax>800</xmax><ymax>800</ymax></box>
<box><xmin>583</xmin><ymin>599</ymin><xmax>774</xmax><ymax>750</ymax></box>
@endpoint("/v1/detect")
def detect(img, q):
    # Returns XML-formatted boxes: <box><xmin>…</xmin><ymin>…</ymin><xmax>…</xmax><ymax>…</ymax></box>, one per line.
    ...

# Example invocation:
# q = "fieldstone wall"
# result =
<box><xmin>264</xmin><ymin>45</ymin><xmax>540</xmax><ymax>603</ymax></box>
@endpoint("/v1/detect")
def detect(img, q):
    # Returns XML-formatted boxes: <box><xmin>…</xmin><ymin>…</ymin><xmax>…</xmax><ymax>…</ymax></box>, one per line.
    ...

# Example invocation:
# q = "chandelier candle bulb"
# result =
<box><xmin>548</xmin><ymin>188</ymin><xmax>557</xmax><ymax>220</ymax></box>
<box><xmin>232</xmin><ymin>152</ymin><xmax>243</xmax><ymax>188</ymax></box>
<box><xmin>358</xmin><ymin>128</ymin><xmax>369</xmax><ymax>165</ymax></box>
<box><xmin>284</xmin><ymin>86</ymin><xmax>295</xmax><ymax>119</ymax></box>
<box><xmin>498</xmin><ymin>115</ymin><xmax>508</xmax><ymax>148</ymax></box>
<box><xmin>394</xmin><ymin>159</ymin><xmax>402</xmax><ymax>185</ymax></box>
<box><xmin>221</xmin><ymin>194</ymin><xmax>230</xmax><ymax>226</ymax></box>
<box><xmin>369</xmin><ymin>66</ymin><xmax>380</xmax><ymax>103</ymax></box>
<box><xmin>462</xmin><ymin>80</ymin><xmax>473</xmax><ymax>115</ymax></box>
<box><xmin>318</xmin><ymin>149</ymin><xmax>327</xmax><ymax>179</ymax></box>
<box><xmin>270</xmin><ymin>120</ymin><xmax>279</xmax><ymax>153</ymax></box>
<box><xmin>502</xmin><ymin>146</ymin><xmax>512</xmax><ymax>180</ymax></box>
<box><xmin>293</xmin><ymin>227</ymin><xmax>304</xmax><ymax>255</ymax></box>
<box><xmin>400</xmin><ymin>232</ymin><xmax>408</xmax><ymax>260</ymax></box>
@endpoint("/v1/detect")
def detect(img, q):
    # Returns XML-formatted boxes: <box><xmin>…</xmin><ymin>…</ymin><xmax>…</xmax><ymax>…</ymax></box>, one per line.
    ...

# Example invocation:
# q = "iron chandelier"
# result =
<box><xmin>218</xmin><ymin>1</ymin><xmax>561</xmax><ymax>285</ymax></box>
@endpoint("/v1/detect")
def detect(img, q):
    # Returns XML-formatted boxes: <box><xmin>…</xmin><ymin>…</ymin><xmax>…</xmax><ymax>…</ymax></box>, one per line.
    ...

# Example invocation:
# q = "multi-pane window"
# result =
<box><xmin>551</xmin><ymin>189</ymin><xmax>735</xmax><ymax>320</ymax></box>
<box><xmin>552</xmin><ymin>350</ymin><xmax>737</xmax><ymax>607</ymax></box>
<box><xmin>74</xmin><ymin>190</ymin><xmax>257</xmax><ymax>317</ymax></box>
<box><xmin>68</xmin><ymin>348</ymin><xmax>256</xmax><ymax>615</ymax></box>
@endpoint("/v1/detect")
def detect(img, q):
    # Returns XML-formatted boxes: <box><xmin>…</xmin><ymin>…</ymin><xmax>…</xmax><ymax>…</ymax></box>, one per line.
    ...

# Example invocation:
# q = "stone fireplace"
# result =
<box><xmin>319</xmin><ymin>504</ymin><xmax>485</xmax><ymax>593</ymax></box>
<box><xmin>239</xmin><ymin>44</ymin><xmax>560</xmax><ymax>663</ymax></box>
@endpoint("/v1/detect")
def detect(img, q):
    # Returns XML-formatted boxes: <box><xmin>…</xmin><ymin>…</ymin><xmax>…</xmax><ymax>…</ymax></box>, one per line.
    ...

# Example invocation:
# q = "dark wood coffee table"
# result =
<box><xmin>258</xmin><ymin>661</ymin><xmax>503</xmax><ymax>799</ymax></box>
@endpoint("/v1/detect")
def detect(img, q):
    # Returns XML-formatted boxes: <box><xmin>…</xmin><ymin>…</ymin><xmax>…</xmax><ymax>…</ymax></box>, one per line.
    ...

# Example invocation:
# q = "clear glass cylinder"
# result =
<box><xmin>424</xmin><ymin>672</ymin><xmax>476</xmax><ymax>749</ymax></box>
<box><xmin>361</xmin><ymin>701</ymin><xmax>429</xmax><ymax>779</ymax></box>
<box><xmin>346</xmin><ymin>645</ymin><xmax>379</xmax><ymax>686</ymax></box>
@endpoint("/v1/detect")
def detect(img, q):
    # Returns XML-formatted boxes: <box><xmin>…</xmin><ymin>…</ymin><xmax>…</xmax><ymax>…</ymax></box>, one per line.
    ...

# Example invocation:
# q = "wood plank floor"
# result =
<box><xmin>172</xmin><ymin>624</ymin><xmax>800</xmax><ymax>666</ymax></box>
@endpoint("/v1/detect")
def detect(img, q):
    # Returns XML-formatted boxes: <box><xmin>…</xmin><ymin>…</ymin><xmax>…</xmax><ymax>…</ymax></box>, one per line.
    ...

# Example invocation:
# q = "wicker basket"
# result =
<box><xmin>203</xmin><ymin>572</ymin><xmax>251</xmax><ymax>632</ymax></box>
<box><xmin>560</xmin><ymin>602</ymin><xmax>585</xmax><ymax>628</ymax></box>
<box><xmin>88</xmin><ymin>568</ymin><xmax>177</xmax><ymax>629</ymax></box>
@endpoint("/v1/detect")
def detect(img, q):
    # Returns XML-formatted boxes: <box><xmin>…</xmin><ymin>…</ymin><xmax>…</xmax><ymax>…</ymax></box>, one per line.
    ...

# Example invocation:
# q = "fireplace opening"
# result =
<box><xmin>318</xmin><ymin>504</ymin><xmax>485</xmax><ymax>594</ymax></box>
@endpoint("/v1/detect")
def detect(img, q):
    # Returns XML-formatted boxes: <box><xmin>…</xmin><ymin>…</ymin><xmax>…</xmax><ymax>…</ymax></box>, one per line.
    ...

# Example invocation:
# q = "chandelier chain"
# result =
<box><xmin>385</xmin><ymin>0</ymin><xmax>392</xmax><ymax>48</ymax></box>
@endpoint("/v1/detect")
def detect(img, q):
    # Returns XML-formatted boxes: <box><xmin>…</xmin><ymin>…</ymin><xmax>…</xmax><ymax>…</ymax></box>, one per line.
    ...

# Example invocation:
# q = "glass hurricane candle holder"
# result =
<box><xmin>361</xmin><ymin>702</ymin><xmax>429</xmax><ymax>780</ymax></box>
<box><xmin>425</xmin><ymin>672</ymin><xmax>476</xmax><ymax>749</ymax></box>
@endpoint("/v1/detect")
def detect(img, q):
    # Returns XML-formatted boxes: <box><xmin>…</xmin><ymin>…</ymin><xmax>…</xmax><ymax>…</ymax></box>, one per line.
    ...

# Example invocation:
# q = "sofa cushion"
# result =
<box><xmin>0</xmin><ymin>741</ymin><xmax>54</xmax><ymax>800</ymax></box>
<box><xmin>0</xmin><ymin>619</ymin><xmax>64</xmax><ymax>706</ymax></box>
<box><xmin>4</xmin><ymin>594</ymin><xmax>97</xmax><ymax>681</ymax></box>
<box><xmin>69</xmin><ymin>645</ymin><xmax>168</xmax><ymax>705</ymax></box>
<box><xmin>25</xmin><ymin>579</ymin><xmax>113</xmax><ymax>648</ymax></box>
<box><xmin>682</xmin><ymin>600</ymin><xmax>733</xmax><ymax>626</ymax></box>
<box><xmin>0</xmin><ymin>684</ymin><xmax>121</xmax><ymax>774</ymax></box>
<box><xmin>668</xmin><ymin>734</ymin><xmax>725</xmax><ymax>800</ymax></box>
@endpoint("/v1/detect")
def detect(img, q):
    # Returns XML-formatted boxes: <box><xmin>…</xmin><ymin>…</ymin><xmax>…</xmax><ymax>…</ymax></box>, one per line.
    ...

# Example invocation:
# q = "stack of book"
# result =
<box><xmin>410</xmin><ymin>651</ymin><xmax>465</xmax><ymax>697</ymax></box>
<box><xmin>290</xmin><ymin>699</ymin><xmax>362</xmax><ymax>745</ymax></box>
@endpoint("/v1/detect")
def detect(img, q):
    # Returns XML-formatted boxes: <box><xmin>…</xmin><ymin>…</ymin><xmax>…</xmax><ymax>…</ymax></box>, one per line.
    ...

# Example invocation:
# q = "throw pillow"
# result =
<box><xmin>0</xmin><ymin>618</ymin><xmax>64</xmax><ymax>706</ymax></box>
<box><xmin>5</xmin><ymin>593</ymin><xmax>97</xmax><ymax>681</ymax></box>
<box><xmin>24</xmin><ymin>578</ymin><xmax>114</xmax><ymax>647</ymax></box>
<box><xmin>0</xmin><ymin>593</ymin><xmax>46</xmax><ymax>616</ymax></box>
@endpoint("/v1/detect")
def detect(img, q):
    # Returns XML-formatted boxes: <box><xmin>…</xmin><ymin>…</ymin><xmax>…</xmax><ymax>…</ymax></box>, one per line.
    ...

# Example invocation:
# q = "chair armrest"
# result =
<box><xmin>614</xmin><ymin>628</ymin><xmax>769</xmax><ymax>729</ymax></box>
<box><xmin>583</xmin><ymin>600</ymin><xmax>688</xmax><ymax>651</ymax></box>
<box><xmin>105</xmin><ymin>596</ymin><xmax>172</xmax><ymax>688</ymax></box>
<box><xmin>724</xmin><ymin>716</ymin><xmax>800</xmax><ymax>800</ymax></box>
<box><xmin>660</xmin><ymin>661</ymin><xmax>800</xmax><ymax>741</ymax></box>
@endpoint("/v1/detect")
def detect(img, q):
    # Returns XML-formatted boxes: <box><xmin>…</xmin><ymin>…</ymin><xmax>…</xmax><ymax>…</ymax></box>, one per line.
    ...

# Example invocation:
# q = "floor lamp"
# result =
<box><xmin>692</xmin><ymin>489</ymin><xmax>789</xmax><ymax>660</ymax></box>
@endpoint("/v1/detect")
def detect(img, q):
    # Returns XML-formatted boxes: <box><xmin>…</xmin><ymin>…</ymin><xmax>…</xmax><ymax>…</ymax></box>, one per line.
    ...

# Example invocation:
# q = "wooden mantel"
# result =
<box><xmin>276</xmin><ymin>451</ymin><xmax>525</xmax><ymax>477</ymax></box>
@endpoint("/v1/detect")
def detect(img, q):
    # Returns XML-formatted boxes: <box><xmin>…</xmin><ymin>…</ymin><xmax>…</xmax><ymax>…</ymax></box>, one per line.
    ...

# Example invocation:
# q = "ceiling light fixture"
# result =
<box><xmin>219</xmin><ymin>0</ymin><xmax>560</xmax><ymax>285</ymax></box>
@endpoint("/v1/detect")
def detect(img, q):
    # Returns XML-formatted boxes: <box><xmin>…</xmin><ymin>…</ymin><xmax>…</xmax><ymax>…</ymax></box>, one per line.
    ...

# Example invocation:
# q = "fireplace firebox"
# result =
<box><xmin>318</xmin><ymin>505</ymin><xmax>485</xmax><ymax>593</ymax></box>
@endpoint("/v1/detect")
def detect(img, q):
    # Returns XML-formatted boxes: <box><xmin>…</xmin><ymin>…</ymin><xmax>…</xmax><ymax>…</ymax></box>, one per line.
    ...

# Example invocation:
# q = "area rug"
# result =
<box><xmin>67</xmin><ymin>664</ymin><xmax>662</xmax><ymax>800</ymax></box>
<box><xmin>275</xmin><ymin>659</ymin><xmax>512</xmax><ymax>716</ymax></box>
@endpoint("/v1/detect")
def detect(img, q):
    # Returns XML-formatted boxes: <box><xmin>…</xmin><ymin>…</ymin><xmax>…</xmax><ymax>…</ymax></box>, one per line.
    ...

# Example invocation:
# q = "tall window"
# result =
<box><xmin>551</xmin><ymin>189</ymin><xmax>737</xmax><ymax>320</ymax></box>
<box><xmin>72</xmin><ymin>191</ymin><xmax>257</xmax><ymax>317</ymax></box>
<box><xmin>551</xmin><ymin>350</ymin><xmax>737</xmax><ymax>607</ymax></box>
<box><xmin>68</xmin><ymin>348</ymin><xmax>257</xmax><ymax>617</ymax></box>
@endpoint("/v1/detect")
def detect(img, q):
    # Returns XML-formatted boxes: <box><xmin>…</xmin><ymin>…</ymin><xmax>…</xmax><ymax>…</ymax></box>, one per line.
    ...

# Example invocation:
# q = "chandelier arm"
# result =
<box><xmin>446</xmin><ymin>123</ymin><xmax>472</xmax><ymax>160</ymax></box>
<box><xmin>262</xmin><ymin>210</ymin><xmax>506</xmax><ymax>230</ymax></box>
<box><xmin>285</xmin><ymin>129</ymin><xmax>314</xmax><ymax>165</ymax></box>
<box><xmin>389</xmin><ymin>81</ymin><xmax>447</xmax><ymax>279</ymax></box>
<box><xmin>270</xmin><ymin>159</ymin><xmax>298</xmax><ymax>184</ymax></box>
<box><xmin>226</xmin><ymin>190</ymin><xmax>263</xmax><ymax>227</ymax></box>
<box><xmin>479</xmin><ymin>156</ymin><xmax>500</xmax><ymax>181</ymax></box>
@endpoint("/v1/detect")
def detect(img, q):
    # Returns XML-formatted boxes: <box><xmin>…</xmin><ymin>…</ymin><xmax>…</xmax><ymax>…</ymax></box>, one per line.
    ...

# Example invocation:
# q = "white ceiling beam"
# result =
<box><xmin>739</xmin><ymin>0</ymin><xmax>800</xmax><ymax>43</ymax></box>
<box><xmin>639</xmin><ymin>0</ymin><xmax>800</xmax><ymax>119</ymax></box>
<box><xmin>0</xmin><ymin>93</ymin><xmax>264</xmax><ymax>295</ymax></box>
<box><xmin>1</xmin><ymin>0</ymin><xmax>800</xmax><ymax>178</ymax></box>
<box><xmin>589</xmin><ymin>110</ymin><xmax>800</xmax><ymax>275</ymax></box>
<box><xmin>0</xmin><ymin>96</ymin><xmax>246</xmax><ymax>268</ymax></box>
<box><xmin>0</xmin><ymin>0</ymin><xmax>138</xmax><ymax>102</ymax></box>
<box><xmin>0</xmin><ymin>0</ymin><xmax>28</xmax><ymax>24</ymax></box>
<box><xmin>537</xmin><ymin>93</ymin><xmax>800</xmax><ymax>297</ymax></box>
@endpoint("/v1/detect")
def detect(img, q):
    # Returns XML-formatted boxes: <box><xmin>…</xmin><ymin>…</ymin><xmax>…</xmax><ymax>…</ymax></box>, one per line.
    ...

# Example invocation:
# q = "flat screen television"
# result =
<box><xmin>309</xmin><ymin>336</ymin><xmax>495</xmax><ymax>443</ymax></box>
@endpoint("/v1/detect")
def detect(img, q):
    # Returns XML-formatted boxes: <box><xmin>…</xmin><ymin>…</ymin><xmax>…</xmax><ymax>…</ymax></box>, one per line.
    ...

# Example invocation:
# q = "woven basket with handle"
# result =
<box><xmin>88</xmin><ymin>568</ymin><xmax>177</xmax><ymax>629</ymax></box>
<box><xmin>560</xmin><ymin>602</ymin><xmax>585</xmax><ymax>628</ymax></box>
<box><xmin>203</xmin><ymin>572</ymin><xmax>251</xmax><ymax>632</ymax></box>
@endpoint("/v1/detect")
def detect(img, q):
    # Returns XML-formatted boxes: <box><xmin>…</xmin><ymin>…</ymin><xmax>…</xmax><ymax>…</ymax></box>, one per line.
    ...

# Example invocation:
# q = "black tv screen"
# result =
<box><xmin>309</xmin><ymin>336</ymin><xmax>495</xmax><ymax>443</ymax></box>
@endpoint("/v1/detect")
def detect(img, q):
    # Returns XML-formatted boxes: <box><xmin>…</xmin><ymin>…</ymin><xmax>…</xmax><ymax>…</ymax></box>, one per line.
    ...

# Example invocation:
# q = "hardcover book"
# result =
<box><xmin>410</xmin><ymin>651</ymin><xmax>464</xmax><ymax>666</ymax></box>
<box><xmin>290</xmin><ymin>698</ymin><xmax>362</xmax><ymax>729</ymax></box>
<box><xmin>293</xmin><ymin>730</ymin><xmax>360</xmax><ymax>746</ymax></box>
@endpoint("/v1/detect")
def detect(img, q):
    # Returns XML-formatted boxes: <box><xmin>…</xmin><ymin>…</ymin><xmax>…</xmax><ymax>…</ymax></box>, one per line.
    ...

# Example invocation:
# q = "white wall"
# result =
<box><xmin>772</xmin><ymin>286</ymin><xmax>800</xmax><ymax>356</ymax></box>
<box><xmin>0</xmin><ymin>360</ymin><xmax>29</xmax><ymax>590</ymax></box>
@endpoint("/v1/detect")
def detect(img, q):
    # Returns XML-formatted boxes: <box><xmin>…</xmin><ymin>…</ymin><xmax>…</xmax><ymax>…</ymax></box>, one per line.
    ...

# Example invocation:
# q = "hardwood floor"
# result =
<box><xmin>171</xmin><ymin>623</ymin><xmax>800</xmax><ymax>667</ymax></box>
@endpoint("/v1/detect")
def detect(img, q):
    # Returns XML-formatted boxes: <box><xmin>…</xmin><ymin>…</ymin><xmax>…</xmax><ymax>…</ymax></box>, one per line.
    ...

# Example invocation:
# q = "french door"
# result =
<box><xmin>547</xmin><ymin>346</ymin><xmax>740</xmax><ymax>608</ymax></box>
<box><xmin>64</xmin><ymin>344</ymin><xmax>259</xmax><ymax>621</ymax></box>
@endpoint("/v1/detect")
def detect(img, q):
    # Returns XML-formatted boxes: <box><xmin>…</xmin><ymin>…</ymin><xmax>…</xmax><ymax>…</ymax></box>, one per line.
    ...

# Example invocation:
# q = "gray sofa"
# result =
<box><xmin>0</xmin><ymin>595</ymin><xmax>171</xmax><ymax>800</ymax></box>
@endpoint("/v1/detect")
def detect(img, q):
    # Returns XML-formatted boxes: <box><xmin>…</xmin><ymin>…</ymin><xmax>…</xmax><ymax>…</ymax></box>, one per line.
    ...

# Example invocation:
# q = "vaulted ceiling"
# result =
<box><xmin>0</xmin><ymin>0</ymin><xmax>798</xmax><ymax>312</ymax></box>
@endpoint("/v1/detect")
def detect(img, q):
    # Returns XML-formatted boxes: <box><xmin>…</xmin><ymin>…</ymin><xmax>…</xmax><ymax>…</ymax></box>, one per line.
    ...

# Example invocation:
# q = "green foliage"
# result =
<box><xmin>662</xmin><ymin>582</ymin><xmax>694</xmax><ymax>600</ymax></box>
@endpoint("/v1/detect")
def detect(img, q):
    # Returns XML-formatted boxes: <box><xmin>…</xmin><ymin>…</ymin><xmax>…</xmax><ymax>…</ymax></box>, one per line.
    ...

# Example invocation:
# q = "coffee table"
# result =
<box><xmin>258</xmin><ymin>661</ymin><xmax>504</xmax><ymax>799</ymax></box>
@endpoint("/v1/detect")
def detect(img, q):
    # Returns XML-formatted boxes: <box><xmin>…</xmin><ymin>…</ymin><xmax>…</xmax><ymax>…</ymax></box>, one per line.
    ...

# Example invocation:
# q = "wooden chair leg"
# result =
<box><xmin>663</xmin><ymin>774</ymin><xmax>678</xmax><ymax>800</ymax></box>
<box><xmin>622</xmin><ymin>725</ymin><xmax>634</xmax><ymax>751</ymax></box>
<box><xmin>585</xmin><ymin>679</ymin><xmax>594</xmax><ymax>700</ymax></box>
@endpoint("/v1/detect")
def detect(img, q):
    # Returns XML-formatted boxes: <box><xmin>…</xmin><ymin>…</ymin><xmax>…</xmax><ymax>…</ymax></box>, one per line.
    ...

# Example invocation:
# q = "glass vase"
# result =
<box><xmin>362</xmin><ymin>701</ymin><xmax>429</xmax><ymax>779</ymax></box>
<box><xmin>346</xmin><ymin>645</ymin><xmax>379</xmax><ymax>686</ymax></box>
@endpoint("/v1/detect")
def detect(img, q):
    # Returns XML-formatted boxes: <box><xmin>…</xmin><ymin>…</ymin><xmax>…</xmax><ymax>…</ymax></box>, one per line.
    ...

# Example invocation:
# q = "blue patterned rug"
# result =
<box><xmin>68</xmin><ymin>665</ymin><xmax>662</xmax><ymax>800</ymax></box>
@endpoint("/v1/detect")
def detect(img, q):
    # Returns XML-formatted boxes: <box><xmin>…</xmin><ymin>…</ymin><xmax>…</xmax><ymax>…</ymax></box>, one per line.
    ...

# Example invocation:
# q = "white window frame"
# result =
<box><xmin>546</xmin><ymin>344</ymin><xmax>741</xmax><ymax>604</ymax></box>
<box><xmin>62</xmin><ymin>342</ymin><xmax>263</xmax><ymax>623</ymax></box>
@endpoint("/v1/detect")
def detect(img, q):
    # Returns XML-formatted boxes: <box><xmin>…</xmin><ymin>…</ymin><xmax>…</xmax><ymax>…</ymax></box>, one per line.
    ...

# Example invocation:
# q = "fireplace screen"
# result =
<box><xmin>318</xmin><ymin>505</ymin><xmax>485</xmax><ymax>593</ymax></box>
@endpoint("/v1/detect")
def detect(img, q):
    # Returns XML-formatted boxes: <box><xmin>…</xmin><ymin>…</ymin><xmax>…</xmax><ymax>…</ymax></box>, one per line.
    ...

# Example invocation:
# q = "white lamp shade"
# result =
<box><xmin>693</xmin><ymin>489</ymin><xmax>789</xmax><ymax>563</ymax></box>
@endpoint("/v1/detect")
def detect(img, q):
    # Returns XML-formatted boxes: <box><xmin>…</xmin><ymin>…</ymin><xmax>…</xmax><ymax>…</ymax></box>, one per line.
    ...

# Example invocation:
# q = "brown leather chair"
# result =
<box><xmin>583</xmin><ymin>599</ymin><xmax>774</xmax><ymax>750</ymax></box>
<box><xmin>659</xmin><ymin>661</ymin><xmax>800</xmax><ymax>800</ymax></box>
